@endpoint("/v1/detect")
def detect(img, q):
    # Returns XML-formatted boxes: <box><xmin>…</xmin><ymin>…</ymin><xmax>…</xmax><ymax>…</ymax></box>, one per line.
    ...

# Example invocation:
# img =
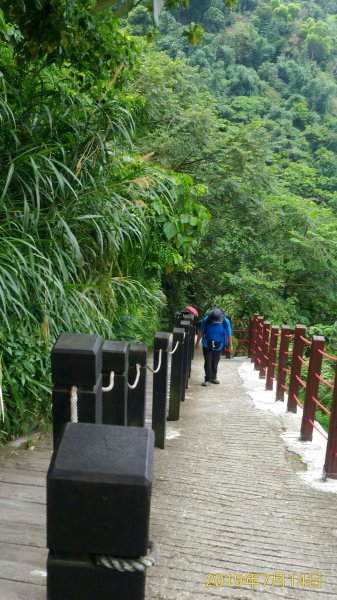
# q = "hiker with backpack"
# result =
<box><xmin>195</xmin><ymin>308</ymin><xmax>233</xmax><ymax>386</ymax></box>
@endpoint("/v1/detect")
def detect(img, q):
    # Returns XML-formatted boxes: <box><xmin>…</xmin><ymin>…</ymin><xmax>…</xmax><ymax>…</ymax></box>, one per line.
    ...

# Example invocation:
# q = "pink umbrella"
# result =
<box><xmin>185</xmin><ymin>305</ymin><xmax>199</xmax><ymax>318</ymax></box>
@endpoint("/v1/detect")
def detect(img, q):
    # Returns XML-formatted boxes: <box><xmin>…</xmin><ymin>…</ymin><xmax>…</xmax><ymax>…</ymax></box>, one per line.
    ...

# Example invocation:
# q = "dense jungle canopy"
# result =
<box><xmin>1</xmin><ymin>0</ymin><xmax>337</xmax><ymax>441</ymax></box>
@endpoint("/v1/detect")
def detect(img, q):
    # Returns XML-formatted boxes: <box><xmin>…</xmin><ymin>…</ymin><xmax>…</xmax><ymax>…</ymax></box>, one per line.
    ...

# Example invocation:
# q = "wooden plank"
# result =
<box><xmin>0</xmin><ymin>543</ymin><xmax>47</xmax><ymax>587</ymax></box>
<box><xmin>0</xmin><ymin>456</ymin><xmax>51</xmax><ymax>471</ymax></box>
<box><xmin>0</xmin><ymin>468</ymin><xmax>46</xmax><ymax>487</ymax></box>
<box><xmin>0</xmin><ymin>578</ymin><xmax>46</xmax><ymax>599</ymax></box>
<box><xmin>0</xmin><ymin>498</ymin><xmax>45</xmax><ymax>526</ymax></box>
<box><xmin>0</xmin><ymin>521</ymin><xmax>45</xmax><ymax>548</ymax></box>
<box><xmin>0</xmin><ymin>482</ymin><xmax>45</xmax><ymax>503</ymax></box>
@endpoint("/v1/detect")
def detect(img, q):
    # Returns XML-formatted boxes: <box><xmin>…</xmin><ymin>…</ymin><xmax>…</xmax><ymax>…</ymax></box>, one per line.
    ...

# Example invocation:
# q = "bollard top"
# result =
<box><xmin>154</xmin><ymin>331</ymin><xmax>170</xmax><ymax>350</ymax></box>
<box><xmin>128</xmin><ymin>343</ymin><xmax>148</xmax><ymax>367</ymax></box>
<box><xmin>51</xmin><ymin>332</ymin><xmax>103</xmax><ymax>386</ymax></box>
<box><xmin>102</xmin><ymin>340</ymin><xmax>129</xmax><ymax>373</ymax></box>
<box><xmin>48</xmin><ymin>422</ymin><xmax>154</xmax><ymax>486</ymax></box>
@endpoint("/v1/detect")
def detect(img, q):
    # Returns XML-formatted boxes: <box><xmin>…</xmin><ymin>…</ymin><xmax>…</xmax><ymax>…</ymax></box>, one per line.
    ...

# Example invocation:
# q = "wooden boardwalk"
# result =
<box><xmin>2</xmin><ymin>354</ymin><xmax>337</xmax><ymax>599</ymax></box>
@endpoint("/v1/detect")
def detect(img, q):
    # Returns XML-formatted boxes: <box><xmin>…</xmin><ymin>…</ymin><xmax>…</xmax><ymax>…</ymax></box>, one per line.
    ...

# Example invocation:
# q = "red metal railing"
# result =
<box><xmin>231</xmin><ymin>318</ymin><xmax>250</xmax><ymax>356</ymax></box>
<box><xmin>248</xmin><ymin>314</ymin><xmax>337</xmax><ymax>480</ymax></box>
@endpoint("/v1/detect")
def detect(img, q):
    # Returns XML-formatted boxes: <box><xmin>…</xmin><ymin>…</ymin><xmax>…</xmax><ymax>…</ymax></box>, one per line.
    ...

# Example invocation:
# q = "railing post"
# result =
<box><xmin>168</xmin><ymin>328</ymin><xmax>185</xmax><ymax>421</ymax></box>
<box><xmin>259</xmin><ymin>321</ymin><xmax>270</xmax><ymax>379</ymax></box>
<box><xmin>51</xmin><ymin>332</ymin><xmax>103</xmax><ymax>447</ymax></box>
<box><xmin>287</xmin><ymin>325</ymin><xmax>307</xmax><ymax>413</ymax></box>
<box><xmin>324</xmin><ymin>363</ymin><xmax>337</xmax><ymax>479</ymax></box>
<box><xmin>265</xmin><ymin>325</ymin><xmax>279</xmax><ymax>391</ymax></box>
<box><xmin>275</xmin><ymin>325</ymin><xmax>292</xmax><ymax>401</ymax></box>
<box><xmin>102</xmin><ymin>341</ymin><xmax>129</xmax><ymax>426</ymax></box>
<box><xmin>179</xmin><ymin>319</ymin><xmax>191</xmax><ymax>391</ymax></box>
<box><xmin>182</xmin><ymin>312</ymin><xmax>194</xmax><ymax>377</ymax></box>
<box><xmin>127</xmin><ymin>343</ymin><xmax>148</xmax><ymax>427</ymax></box>
<box><xmin>47</xmin><ymin>423</ymin><xmax>154</xmax><ymax>600</ymax></box>
<box><xmin>249</xmin><ymin>313</ymin><xmax>259</xmax><ymax>361</ymax></box>
<box><xmin>254</xmin><ymin>316</ymin><xmax>264</xmax><ymax>371</ymax></box>
<box><xmin>300</xmin><ymin>336</ymin><xmax>325</xmax><ymax>442</ymax></box>
<box><xmin>248</xmin><ymin>317</ymin><xmax>254</xmax><ymax>358</ymax></box>
<box><xmin>151</xmin><ymin>332</ymin><xmax>170</xmax><ymax>449</ymax></box>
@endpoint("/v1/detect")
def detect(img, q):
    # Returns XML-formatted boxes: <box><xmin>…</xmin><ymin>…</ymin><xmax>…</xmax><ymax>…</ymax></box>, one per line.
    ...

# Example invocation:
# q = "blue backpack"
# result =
<box><xmin>204</xmin><ymin>310</ymin><xmax>228</xmax><ymax>351</ymax></box>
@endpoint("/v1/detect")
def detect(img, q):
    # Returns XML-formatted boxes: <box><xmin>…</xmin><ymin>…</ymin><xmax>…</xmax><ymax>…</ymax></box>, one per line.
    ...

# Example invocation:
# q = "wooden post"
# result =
<box><xmin>182</xmin><ymin>312</ymin><xmax>194</xmax><ymax>378</ymax></box>
<box><xmin>180</xmin><ymin>319</ymin><xmax>191</xmax><ymax>391</ymax></box>
<box><xmin>324</xmin><ymin>363</ymin><xmax>337</xmax><ymax>479</ymax></box>
<box><xmin>168</xmin><ymin>328</ymin><xmax>185</xmax><ymax>421</ymax></box>
<box><xmin>51</xmin><ymin>332</ymin><xmax>103</xmax><ymax>447</ymax></box>
<box><xmin>250</xmin><ymin>314</ymin><xmax>259</xmax><ymax>363</ymax></box>
<box><xmin>275</xmin><ymin>325</ymin><xmax>291</xmax><ymax>401</ymax></box>
<box><xmin>254</xmin><ymin>316</ymin><xmax>264</xmax><ymax>371</ymax></box>
<box><xmin>301</xmin><ymin>336</ymin><xmax>325</xmax><ymax>442</ymax></box>
<box><xmin>102</xmin><ymin>341</ymin><xmax>128</xmax><ymax>426</ymax></box>
<box><xmin>265</xmin><ymin>326</ymin><xmax>279</xmax><ymax>391</ymax></box>
<box><xmin>152</xmin><ymin>332</ymin><xmax>170</xmax><ymax>449</ymax></box>
<box><xmin>287</xmin><ymin>325</ymin><xmax>307</xmax><ymax>413</ymax></box>
<box><xmin>47</xmin><ymin>423</ymin><xmax>154</xmax><ymax>600</ymax></box>
<box><xmin>259</xmin><ymin>321</ymin><xmax>270</xmax><ymax>379</ymax></box>
<box><xmin>248</xmin><ymin>317</ymin><xmax>255</xmax><ymax>358</ymax></box>
<box><xmin>127</xmin><ymin>344</ymin><xmax>148</xmax><ymax>427</ymax></box>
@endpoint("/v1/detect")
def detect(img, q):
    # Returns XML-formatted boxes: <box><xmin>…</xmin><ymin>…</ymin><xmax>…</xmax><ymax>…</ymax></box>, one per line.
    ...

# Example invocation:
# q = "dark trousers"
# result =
<box><xmin>203</xmin><ymin>347</ymin><xmax>221</xmax><ymax>382</ymax></box>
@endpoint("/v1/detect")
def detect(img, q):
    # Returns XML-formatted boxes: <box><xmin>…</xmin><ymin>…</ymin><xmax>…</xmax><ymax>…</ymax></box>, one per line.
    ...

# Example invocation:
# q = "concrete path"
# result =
<box><xmin>1</xmin><ymin>353</ymin><xmax>337</xmax><ymax>598</ymax></box>
<box><xmin>146</xmin><ymin>353</ymin><xmax>337</xmax><ymax>600</ymax></box>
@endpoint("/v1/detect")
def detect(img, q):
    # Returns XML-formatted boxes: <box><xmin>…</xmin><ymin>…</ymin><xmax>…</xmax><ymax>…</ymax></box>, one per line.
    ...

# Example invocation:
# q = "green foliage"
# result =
<box><xmin>0</xmin><ymin>4</ymin><xmax>212</xmax><ymax>443</ymax></box>
<box><xmin>0</xmin><ymin>326</ymin><xmax>51</xmax><ymax>445</ymax></box>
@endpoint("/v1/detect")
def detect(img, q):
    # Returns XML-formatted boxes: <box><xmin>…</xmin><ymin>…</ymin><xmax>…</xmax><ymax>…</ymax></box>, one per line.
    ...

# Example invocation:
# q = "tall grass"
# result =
<box><xmin>0</xmin><ymin>67</ymin><xmax>175</xmax><ymax>442</ymax></box>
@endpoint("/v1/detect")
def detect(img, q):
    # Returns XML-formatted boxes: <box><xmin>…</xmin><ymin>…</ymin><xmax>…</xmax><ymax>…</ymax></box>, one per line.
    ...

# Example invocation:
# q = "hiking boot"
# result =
<box><xmin>201</xmin><ymin>381</ymin><xmax>210</xmax><ymax>386</ymax></box>
<box><xmin>211</xmin><ymin>379</ymin><xmax>220</xmax><ymax>384</ymax></box>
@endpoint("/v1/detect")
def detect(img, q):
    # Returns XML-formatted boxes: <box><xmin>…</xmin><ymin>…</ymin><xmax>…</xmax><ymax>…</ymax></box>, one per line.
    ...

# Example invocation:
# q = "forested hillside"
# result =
<box><xmin>128</xmin><ymin>0</ymin><xmax>337</xmax><ymax>325</ymax></box>
<box><xmin>1</xmin><ymin>0</ymin><xmax>337</xmax><ymax>442</ymax></box>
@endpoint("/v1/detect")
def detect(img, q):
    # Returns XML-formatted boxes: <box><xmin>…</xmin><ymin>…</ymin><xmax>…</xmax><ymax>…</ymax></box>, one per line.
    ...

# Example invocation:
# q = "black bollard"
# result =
<box><xmin>127</xmin><ymin>343</ymin><xmax>148</xmax><ymax>427</ymax></box>
<box><xmin>182</xmin><ymin>313</ymin><xmax>195</xmax><ymax>376</ymax></box>
<box><xmin>151</xmin><ymin>332</ymin><xmax>170</xmax><ymax>449</ymax></box>
<box><xmin>51</xmin><ymin>333</ymin><xmax>103</xmax><ymax>447</ymax></box>
<box><xmin>174</xmin><ymin>312</ymin><xmax>184</xmax><ymax>328</ymax></box>
<box><xmin>179</xmin><ymin>320</ymin><xmax>191</xmax><ymax>392</ymax></box>
<box><xmin>168</xmin><ymin>328</ymin><xmax>185</xmax><ymax>421</ymax></box>
<box><xmin>47</xmin><ymin>422</ymin><xmax>154</xmax><ymax>600</ymax></box>
<box><xmin>47</xmin><ymin>553</ymin><xmax>145</xmax><ymax>600</ymax></box>
<box><xmin>102</xmin><ymin>341</ymin><xmax>129</xmax><ymax>426</ymax></box>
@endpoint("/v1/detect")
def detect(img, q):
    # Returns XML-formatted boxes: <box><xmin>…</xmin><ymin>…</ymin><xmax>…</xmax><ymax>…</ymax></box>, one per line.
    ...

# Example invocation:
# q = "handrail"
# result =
<box><xmin>249</xmin><ymin>317</ymin><xmax>337</xmax><ymax>479</ymax></box>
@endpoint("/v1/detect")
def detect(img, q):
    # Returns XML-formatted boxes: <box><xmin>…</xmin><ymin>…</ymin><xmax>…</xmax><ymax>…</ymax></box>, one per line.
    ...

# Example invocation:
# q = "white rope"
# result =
<box><xmin>95</xmin><ymin>541</ymin><xmax>159</xmax><ymax>572</ymax></box>
<box><xmin>168</xmin><ymin>341</ymin><xmax>179</xmax><ymax>355</ymax></box>
<box><xmin>127</xmin><ymin>363</ymin><xmax>141</xmax><ymax>389</ymax></box>
<box><xmin>146</xmin><ymin>349</ymin><xmax>162</xmax><ymax>374</ymax></box>
<box><xmin>70</xmin><ymin>385</ymin><xmax>78</xmax><ymax>423</ymax></box>
<box><xmin>102</xmin><ymin>371</ymin><xmax>115</xmax><ymax>392</ymax></box>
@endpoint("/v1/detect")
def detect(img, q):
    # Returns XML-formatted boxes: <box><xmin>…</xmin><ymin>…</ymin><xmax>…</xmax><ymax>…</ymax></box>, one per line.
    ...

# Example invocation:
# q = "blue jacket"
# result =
<box><xmin>200</xmin><ymin>316</ymin><xmax>232</xmax><ymax>351</ymax></box>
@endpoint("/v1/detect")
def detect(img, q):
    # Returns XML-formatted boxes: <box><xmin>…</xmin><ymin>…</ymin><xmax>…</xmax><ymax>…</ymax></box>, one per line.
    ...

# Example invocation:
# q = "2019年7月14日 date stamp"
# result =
<box><xmin>204</xmin><ymin>571</ymin><xmax>322</xmax><ymax>590</ymax></box>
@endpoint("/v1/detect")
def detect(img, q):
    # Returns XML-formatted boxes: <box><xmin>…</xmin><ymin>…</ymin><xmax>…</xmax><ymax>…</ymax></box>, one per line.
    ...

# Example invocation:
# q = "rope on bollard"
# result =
<box><xmin>94</xmin><ymin>541</ymin><xmax>159</xmax><ymax>572</ymax></box>
<box><xmin>70</xmin><ymin>385</ymin><xmax>78</xmax><ymax>423</ymax></box>
<box><xmin>102</xmin><ymin>371</ymin><xmax>115</xmax><ymax>392</ymax></box>
<box><xmin>168</xmin><ymin>342</ymin><xmax>179</xmax><ymax>355</ymax></box>
<box><xmin>146</xmin><ymin>349</ymin><xmax>162</xmax><ymax>374</ymax></box>
<box><xmin>127</xmin><ymin>363</ymin><xmax>141</xmax><ymax>389</ymax></box>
